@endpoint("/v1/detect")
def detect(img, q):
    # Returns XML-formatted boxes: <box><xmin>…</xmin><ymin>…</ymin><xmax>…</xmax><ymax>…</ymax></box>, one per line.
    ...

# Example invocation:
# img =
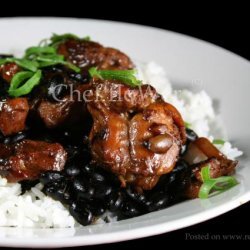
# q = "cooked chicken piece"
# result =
<box><xmin>87</xmin><ymin>79</ymin><xmax>186</xmax><ymax>190</ymax></box>
<box><xmin>183</xmin><ymin>137</ymin><xmax>238</xmax><ymax>198</ymax></box>
<box><xmin>0</xmin><ymin>98</ymin><xmax>29</xmax><ymax>136</ymax></box>
<box><xmin>88</xmin><ymin>79</ymin><xmax>162</xmax><ymax>113</ymax></box>
<box><xmin>0</xmin><ymin>140</ymin><xmax>67</xmax><ymax>182</ymax></box>
<box><xmin>88</xmin><ymin>103</ymin><xmax>130</xmax><ymax>175</ymax></box>
<box><xmin>37</xmin><ymin>95</ymin><xmax>82</xmax><ymax>128</ymax></box>
<box><xmin>0</xmin><ymin>63</ymin><xmax>20</xmax><ymax>82</ymax></box>
<box><xmin>57</xmin><ymin>39</ymin><xmax>134</xmax><ymax>70</ymax></box>
<box><xmin>30</xmin><ymin>37</ymin><xmax>134</xmax><ymax>129</ymax></box>
<box><xmin>129</xmin><ymin>102</ymin><xmax>186</xmax><ymax>176</ymax></box>
<box><xmin>28</xmin><ymin>66</ymin><xmax>90</xmax><ymax>129</ymax></box>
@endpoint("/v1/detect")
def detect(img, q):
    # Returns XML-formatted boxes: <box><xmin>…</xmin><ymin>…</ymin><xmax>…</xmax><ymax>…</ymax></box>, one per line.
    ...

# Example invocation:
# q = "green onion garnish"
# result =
<box><xmin>64</xmin><ymin>62</ymin><xmax>81</xmax><ymax>73</ymax></box>
<box><xmin>50</xmin><ymin>33</ymin><xmax>80</xmax><ymax>45</ymax></box>
<box><xmin>198</xmin><ymin>165</ymin><xmax>238</xmax><ymax>199</ymax></box>
<box><xmin>8</xmin><ymin>71</ymin><xmax>34</xmax><ymax>92</ymax></box>
<box><xmin>8</xmin><ymin>70</ymin><xmax>42</xmax><ymax>97</ymax></box>
<box><xmin>50</xmin><ymin>33</ymin><xmax>91</xmax><ymax>48</ymax></box>
<box><xmin>0</xmin><ymin>58</ymin><xmax>38</xmax><ymax>72</ymax></box>
<box><xmin>89</xmin><ymin>67</ymin><xmax>142</xmax><ymax>87</ymax></box>
<box><xmin>184</xmin><ymin>121</ymin><xmax>192</xmax><ymax>128</ymax></box>
<box><xmin>1</xmin><ymin>33</ymin><xmax>90</xmax><ymax>96</ymax></box>
<box><xmin>25</xmin><ymin>46</ymin><xmax>57</xmax><ymax>59</ymax></box>
<box><xmin>213</xmin><ymin>139</ymin><xmax>225</xmax><ymax>145</ymax></box>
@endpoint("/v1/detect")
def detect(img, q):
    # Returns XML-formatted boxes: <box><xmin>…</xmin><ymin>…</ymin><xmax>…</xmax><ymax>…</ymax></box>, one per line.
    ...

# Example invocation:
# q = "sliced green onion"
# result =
<box><xmin>38</xmin><ymin>61</ymin><xmax>61</xmax><ymax>68</ymax></box>
<box><xmin>9</xmin><ymin>71</ymin><xmax>34</xmax><ymax>91</ymax></box>
<box><xmin>51</xmin><ymin>33</ymin><xmax>80</xmax><ymax>43</ymax></box>
<box><xmin>213</xmin><ymin>139</ymin><xmax>225</xmax><ymax>145</ymax></box>
<box><xmin>38</xmin><ymin>38</ymin><xmax>50</xmax><ymax>47</ymax></box>
<box><xmin>15</xmin><ymin>59</ymin><xmax>39</xmax><ymax>72</ymax></box>
<box><xmin>184</xmin><ymin>121</ymin><xmax>192</xmax><ymax>128</ymax></box>
<box><xmin>89</xmin><ymin>67</ymin><xmax>142</xmax><ymax>87</ymax></box>
<box><xmin>0</xmin><ymin>58</ymin><xmax>38</xmax><ymax>72</ymax></box>
<box><xmin>83</xmin><ymin>36</ymin><xmax>91</xmax><ymax>41</ymax></box>
<box><xmin>50</xmin><ymin>33</ymin><xmax>91</xmax><ymax>47</ymax></box>
<box><xmin>64</xmin><ymin>62</ymin><xmax>81</xmax><ymax>73</ymax></box>
<box><xmin>37</xmin><ymin>56</ymin><xmax>80</xmax><ymax>73</ymax></box>
<box><xmin>25</xmin><ymin>46</ymin><xmax>56</xmax><ymax>58</ymax></box>
<box><xmin>8</xmin><ymin>70</ymin><xmax>42</xmax><ymax>97</ymax></box>
<box><xmin>200</xmin><ymin>166</ymin><xmax>210</xmax><ymax>182</ymax></box>
<box><xmin>36</xmin><ymin>54</ymin><xmax>65</xmax><ymax>62</ymax></box>
<box><xmin>3</xmin><ymin>33</ymin><xmax>84</xmax><ymax>97</ymax></box>
<box><xmin>198</xmin><ymin>165</ymin><xmax>238</xmax><ymax>199</ymax></box>
<box><xmin>0</xmin><ymin>58</ymin><xmax>7</xmax><ymax>65</ymax></box>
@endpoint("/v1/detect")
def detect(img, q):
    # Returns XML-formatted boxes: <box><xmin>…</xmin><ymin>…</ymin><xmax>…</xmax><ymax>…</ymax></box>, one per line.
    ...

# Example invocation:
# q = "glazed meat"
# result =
<box><xmin>0</xmin><ymin>140</ymin><xmax>67</xmax><ymax>182</ymax></box>
<box><xmin>0</xmin><ymin>98</ymin><xmax>29</xmax><ymax>136</ymax></box>
<box><xmin>29</xmin><ymin>37</ymin><xmax>134</xmax><ymax>129</ymax></box>
<box><xmin>87</xmin><ymin>79</ymin><xmax>186</xmax><ymax>190</ymax></box>
<box><xmin>88</xmin><ymin>79</ymin><xmax>162</xmax><ymax>113</ymax></box>
<box><xmin>183</xmin><ymin>137</ymin><xmax>238</xmax><ymax>198</ymax></box>
<box><xmin>57</xmin><ymin>39</ymin><xmax>134</xmax><ymax>70</ymax></box>
<box><xmin>37</xmin><ymin>95</ymin><xmax>82</xmax><ymax>128</ymax></box>
<box><xmin>0</xmin><ymin>62</ymin><xmax>20</xmax><ymax>82</ymax></box>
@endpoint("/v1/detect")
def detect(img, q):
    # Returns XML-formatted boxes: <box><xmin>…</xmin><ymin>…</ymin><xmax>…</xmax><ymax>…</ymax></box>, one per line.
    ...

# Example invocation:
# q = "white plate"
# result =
<box><xmin>0</xmin><ymin>17</ymin><xmax>250</xmax><ymax>248</ymax></box>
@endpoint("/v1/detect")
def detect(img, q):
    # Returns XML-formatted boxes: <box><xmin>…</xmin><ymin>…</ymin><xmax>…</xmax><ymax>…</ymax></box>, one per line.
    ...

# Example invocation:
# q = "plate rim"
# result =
<box><xmin>0</xmin><ymin>17</ymin><xmax>249</xmax><ymax>248</ymax></box>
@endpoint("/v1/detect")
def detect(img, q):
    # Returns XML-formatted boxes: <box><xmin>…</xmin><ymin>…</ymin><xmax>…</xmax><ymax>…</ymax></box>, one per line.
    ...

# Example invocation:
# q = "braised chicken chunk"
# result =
<box><xmin>0</xmin><ymin>98</ymin><xmax>29</xmax><ymax>136</ymax></box>
<box><xmin>0</xmin><ymin>62</ymin><xmax>20</xmax><ymax>82</ymax></box>
<box><xmin>0</xmin><ymin>140</ymin><xmax>67</xmax><ymax>182</ymax></box>
<box><xmin>183</xmin><ymin>137</ymin><xmax>238</xmax><ymax>198</ymax></box>
<box><xmin>29</xmin><ymin>37</ymin><xmax>134</xmax><ymax>129</ymax></box>
<box><xmin>58</xmin><ymin>39</ymin><xmax>134</xmax><ymax>70</ymax></box>
<box><xmin>87</xmin><ymin>79</ymin><xmax>186</xmax><ymax>190</ymax></box>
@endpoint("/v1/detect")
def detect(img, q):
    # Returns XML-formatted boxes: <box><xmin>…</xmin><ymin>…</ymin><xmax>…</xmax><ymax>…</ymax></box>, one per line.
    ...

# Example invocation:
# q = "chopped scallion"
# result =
<box><xmin>213</xmin><ymin>139</ymin><xmax>225</xmax><ymax>145</ymax></box>
<box><xmin>8</xmin><ymin>70</ymin><xmax>42</xmax><ymax>97</ymax></box>
<box><xmin>198</xmin><ymin>165</ymin><xmax>238</xmax><ymax>199</ymax></box>
<box><xmin>89</xmin><ymin>67</ymin><xmax>142</xmax><ymax>87</ymax></box>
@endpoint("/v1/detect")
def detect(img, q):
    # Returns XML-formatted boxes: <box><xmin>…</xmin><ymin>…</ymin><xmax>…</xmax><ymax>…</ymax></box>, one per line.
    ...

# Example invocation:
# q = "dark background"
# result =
<box><xmin>0</xmin><ymin>2</ymin><xmax>249</xmax><ymax>247</ymax></box>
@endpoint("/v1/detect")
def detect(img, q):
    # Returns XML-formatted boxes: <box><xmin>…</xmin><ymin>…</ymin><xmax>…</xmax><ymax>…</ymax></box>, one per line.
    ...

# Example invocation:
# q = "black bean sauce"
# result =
<box><xmin>36</xmin><ymin>140</ymin><xmax>190</xmax><ymax>226</ymax></box>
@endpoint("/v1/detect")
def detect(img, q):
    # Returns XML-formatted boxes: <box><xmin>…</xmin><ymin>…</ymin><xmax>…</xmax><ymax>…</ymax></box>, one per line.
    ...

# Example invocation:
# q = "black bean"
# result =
<box><xmin>91</xmin><ymin>172</ymin><xmax>106</xmax><ymax>183</ymax></box>
<box><xmin>88</xmin><ymin>202</ymin><xmax>106</xmax><ymax>216</ymax></box>
<box><xmin>186</xmin><ymin>128</ymin><xmax>198</xmax><ymax>142</ymax></box>
<box><xmin>65</xmin><ymin>165</ymin><xmax>81</xmax><ymax>177</ymax></box>
<box><xmin>47</xmin><ymin>75</ymin><xmax>68</xmax><ymax>102</ymax></box>
<box><xmin>2</xmin><ymin>135</ymin><xmax>11</xmax><ymax>144</ymax></box>
<box><xmin>125</xmin><ymin>187</ymin><xmax>146</xmax><ymax>204</ymax></box>
<box><xmin>180</xmin><ymin>144</ymin><xmax>187</xmax><ymax>155</ymax></box>
<box><xmin>121</xmin><ymin>201</ymin><xmax>140</xmax><ymax>218</ymax></box>
<box><xmin>81</xmin><ymin>164</ymin><xmax>93</xmax><ymax>175</ymax></box>
<box><xmin>94</xmin><ymin>184</ymin><xmax>112</xmax><ymax>199</ymax></box>
<box><xmin>65</xmin><ymin>145</ymin><xmax>81</xmax><ymax>161</ymax></box>
<box><xmin>72</xmin><ymin>179</ymin><xmax>87</xmax><ymax>193</ymax></box>
<box><xmin>40</xmin><ymin>171</ymin><xmax>65</xmax><ymax>185</ymax></box>
<box><xmin>44</xmin><ymin>184</ymin><xmax>72</xmax><ymax>205</ymax></box>
<box><xmin>42</xmin><ymin>65</ymin><xmax>64</xmax><ymax>73</ymax></box>
<box><xmin>11</xmin><ymin>131</ymin><xmax>28</xmax><ymax>144</ymax></box>
<box><xmin>0</xmin><ymin>158</ymin><xmax>6</xmax><ymax>165</ymax></box>
<box><xmin>69</xmin><ymin>202</ymin><xmax>93</xmax><ymax>226</ymax></box>
<box><xmin>0</xmin><ymin>77</ymin><xmax>9</xmax><ymax>98</ymax></box>
<box><xmin>73</xmin><ymin>179</ymin><xmax>95</xmax><ymax>200</ymax></box>
<box><xmin>68</xmin><ymin>71</ymin><xmax>90</xmax><ymax>84</ymax></box>
<box><xmin>172</xmin><ymin>160</ymin><xmax>189</xmax><ymax>174</ymax></box>
<box><xmin>107</xmin><ymin>193</ymin><xmax>123</xmax><ymax>212</ymax></box>
<box><xmin>147</xmin><ymin>192</ymin><xmax>169</xmax><ymax>212</ymax></box>
<box><xmin>20</xmin><ymin>179</ymin><xmax>39</xmax><ymax>194</ymax></box>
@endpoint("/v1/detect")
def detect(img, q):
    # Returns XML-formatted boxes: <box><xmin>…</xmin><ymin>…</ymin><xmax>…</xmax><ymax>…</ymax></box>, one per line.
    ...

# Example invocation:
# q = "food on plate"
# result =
<box><xmin>0</xmin><ymin>34</ymin><xmax>242</xmax><ymax>228</ymax></box>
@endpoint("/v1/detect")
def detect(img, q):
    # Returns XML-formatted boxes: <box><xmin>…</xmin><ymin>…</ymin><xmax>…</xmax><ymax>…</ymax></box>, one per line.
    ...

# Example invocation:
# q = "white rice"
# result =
<box><xmin>0</xmin><ymin>180</ymin><xmax>75</xmax><ymax>228</ymax></box>
<box><xmin>0</xmin><ymin>61</ymin><xmax>243</xmax><ymax>228</ymax></box>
